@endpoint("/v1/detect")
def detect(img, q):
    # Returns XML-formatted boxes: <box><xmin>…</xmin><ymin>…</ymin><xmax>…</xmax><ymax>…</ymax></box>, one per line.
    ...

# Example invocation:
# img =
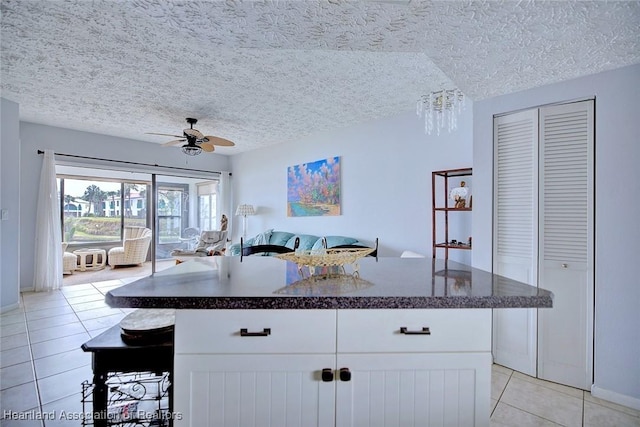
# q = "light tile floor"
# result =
<box><xmin>2</xmin><ymin>279</ymin><xmax>640</xmax><ymax>426</ymax></box>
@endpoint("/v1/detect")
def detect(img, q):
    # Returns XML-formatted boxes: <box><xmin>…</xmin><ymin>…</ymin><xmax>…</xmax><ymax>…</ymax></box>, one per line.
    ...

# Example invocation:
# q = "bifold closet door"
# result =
<box><xmin>493</xmin><ymin>100</ymin><xmax>594</xmax><ymax>390</ymax></box>
<box><xmin>492</xmin><ymin>109</ymin><xmax>539</xmax><ymax>377</ymax></box>
<box><xmin>538</xmin><ymin>101</ymin><xmax>594</xmax><ymax>390</ymax></box>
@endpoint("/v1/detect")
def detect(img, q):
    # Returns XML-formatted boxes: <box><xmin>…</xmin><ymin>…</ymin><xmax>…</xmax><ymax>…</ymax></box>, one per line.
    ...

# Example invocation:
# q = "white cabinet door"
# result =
<box><xmin>175</xmin><ymin>354</ymin><xmax>336</xmax><ymax>427</ymax></box>
<box><xmin>335</xmin><ymin>353</ymin><xmax>491</xmax><ymax>427</ymax></box>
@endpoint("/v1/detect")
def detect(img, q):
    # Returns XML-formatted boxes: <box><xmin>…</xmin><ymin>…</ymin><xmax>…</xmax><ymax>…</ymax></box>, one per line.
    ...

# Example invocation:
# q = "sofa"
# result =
<box><xmin>228</xmin><ymin>229</ymin><xmax>368</xmax><ymax>256</ymax></box>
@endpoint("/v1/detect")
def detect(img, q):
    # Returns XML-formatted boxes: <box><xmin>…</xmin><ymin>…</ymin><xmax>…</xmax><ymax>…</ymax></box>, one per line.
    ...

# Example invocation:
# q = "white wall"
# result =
<box><xmin>18</xmin><ymin>123</ymin><xmax>231</xmax><ymax>291</ymax></box>
<box><xmin>473</xmin><ymin>64</ymin><xmax>640</xmax><ymax>405</ymax></box>
<box><xmin>1</xmin><ymin>98</ymin><xmax>21</xmax><ymax>311</ymax></box>
<box><xmin>230</xmin><ymin>106</ymin><xmax>473</xmax><ymax>260</ymax></box>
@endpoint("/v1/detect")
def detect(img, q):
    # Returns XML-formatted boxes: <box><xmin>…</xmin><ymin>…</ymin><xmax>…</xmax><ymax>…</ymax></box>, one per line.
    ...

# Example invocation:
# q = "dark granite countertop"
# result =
<box><xmin>105</xmin><ymin>257</ymin><xmax>553</xmax><ymax>310</ymax></box>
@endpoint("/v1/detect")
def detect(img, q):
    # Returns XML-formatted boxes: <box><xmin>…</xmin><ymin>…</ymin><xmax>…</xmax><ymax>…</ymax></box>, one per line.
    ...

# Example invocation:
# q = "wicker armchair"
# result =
<box><xmin>108</xmin><ymin>227</ymin><xmax>152</xmax><ymax>267</ymax></box>
<box><xmin>62</xmin><ymin>242</ymin><xmax>78</xmax><ymax>275</ymax></box>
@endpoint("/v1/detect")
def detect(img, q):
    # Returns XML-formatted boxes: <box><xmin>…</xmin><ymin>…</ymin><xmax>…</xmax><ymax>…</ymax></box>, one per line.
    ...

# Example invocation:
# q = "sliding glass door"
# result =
<box><xmin>154</xmin><ymin>175</ymin><xmax>220</xmax><ymax>266</ymax></box>
<box><xmin>56</xmin><ymin>164</ymin><xmax>220</xmax><ymax>277</ymax></box>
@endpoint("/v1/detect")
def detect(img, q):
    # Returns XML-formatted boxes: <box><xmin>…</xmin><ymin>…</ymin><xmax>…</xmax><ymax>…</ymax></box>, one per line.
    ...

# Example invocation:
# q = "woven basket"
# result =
<box><xmin>275</xmin><ymin>248</ymin><xmax>374</xmax><ymax>267</ymax></box>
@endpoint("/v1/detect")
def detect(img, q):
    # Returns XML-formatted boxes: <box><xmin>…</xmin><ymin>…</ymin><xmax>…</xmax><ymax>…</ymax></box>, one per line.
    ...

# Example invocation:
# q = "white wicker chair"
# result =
<box><xmin>62</xmin><ymin>242</ymin><xmax>78</xmax><ymax>275</ymax></box>
<box><xmin>108</xmin><ymin>227</ymin><xmax>152</xmax><ymax>267</ymax></box>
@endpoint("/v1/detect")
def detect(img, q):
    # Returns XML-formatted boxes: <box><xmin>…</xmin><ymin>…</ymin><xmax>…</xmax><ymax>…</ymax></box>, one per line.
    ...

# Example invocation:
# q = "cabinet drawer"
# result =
<box><xmin>337</xmin><ymin>309</ymin><xmax>491</xmax><ymax>353</ymax></box>
<box><xmin>175</xmin><ymin>309</ymin><xmax>336</xmax><ymax>354</ymax></box>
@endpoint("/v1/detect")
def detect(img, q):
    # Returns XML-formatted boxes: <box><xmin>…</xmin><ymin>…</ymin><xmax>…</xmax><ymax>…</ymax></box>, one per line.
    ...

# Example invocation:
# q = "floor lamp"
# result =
<box><xmin>235</xmin><ymin>204</ymin><xmax>255</xmax><ymax>239</ymax></box>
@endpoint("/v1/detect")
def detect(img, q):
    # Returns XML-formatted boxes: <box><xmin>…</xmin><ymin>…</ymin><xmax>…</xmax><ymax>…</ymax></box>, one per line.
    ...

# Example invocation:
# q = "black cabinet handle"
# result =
<box><xmin>239</xmin><ymin>328</ymin><xmax>271</xmax><ymax>337</ymax></box>
<box><xmin>339</xmin><ymin>367</ymin><xmax>351</xmax><ymax>382</ymax></box>
<box><xmin>321</xmin><ymin>368</ymin><xmax>334</xmax><ymax>382</ymax></box>
<box><xmin>400</xmin><ymin>327</ymin><xmax>431</xmax><ymax>335</ymax></box>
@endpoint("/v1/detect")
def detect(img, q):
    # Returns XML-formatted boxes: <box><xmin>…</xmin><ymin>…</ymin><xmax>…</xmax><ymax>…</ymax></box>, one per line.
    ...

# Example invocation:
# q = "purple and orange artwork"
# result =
<box><xmin>287</xmin><ymin>156</ymin><xmax>341</xmax><ymax>217</ymax></box>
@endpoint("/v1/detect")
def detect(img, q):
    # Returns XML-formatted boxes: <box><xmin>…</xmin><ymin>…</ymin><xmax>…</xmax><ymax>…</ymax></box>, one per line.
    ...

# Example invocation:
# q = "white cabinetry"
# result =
<box><xmin>175</xmin><ymin>309</ymin><xmax>491</xmax><ymax>427</ymax></box>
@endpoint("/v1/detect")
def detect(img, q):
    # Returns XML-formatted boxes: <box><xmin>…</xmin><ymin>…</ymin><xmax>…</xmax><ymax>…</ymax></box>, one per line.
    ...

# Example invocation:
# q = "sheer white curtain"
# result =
<box><xmin>33</xmin><ymin>150</ymin><xmax>63</xmax><ymax>291</ymax></box>
<box><xmin>217</xmin><ymin>171</ymin><xmax>231</xmax><ymax>236</ymax></box>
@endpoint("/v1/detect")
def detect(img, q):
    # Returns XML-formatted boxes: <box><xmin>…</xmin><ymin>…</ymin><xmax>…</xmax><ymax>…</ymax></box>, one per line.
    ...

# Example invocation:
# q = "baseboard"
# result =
<box><xmin>0</xmin><ymin>301</ymin><xmax>21</xmax><ymax>314</ymax></box>
<box><xmin>591</xmin><ymin>385</ymin><xmax>640</xmax><ymax>411</ymax></box>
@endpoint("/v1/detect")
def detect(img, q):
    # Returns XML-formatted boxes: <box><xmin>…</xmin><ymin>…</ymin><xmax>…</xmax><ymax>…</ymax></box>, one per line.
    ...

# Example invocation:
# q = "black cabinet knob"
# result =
<box><xmin>339</xmin><ymin>367</ymin><xmax>351</xmax><ymax>382</ymax></box>
<box><xmin>321</xmin><ymin>368</ymin><xmax>334</xmax><ymax>382</ymax></box>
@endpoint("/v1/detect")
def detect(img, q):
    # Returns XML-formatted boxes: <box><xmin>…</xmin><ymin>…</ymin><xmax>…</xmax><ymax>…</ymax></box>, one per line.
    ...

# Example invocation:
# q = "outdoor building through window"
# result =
<box><xmin>58</xmin><ymin>176</ymin><xmax>149</xmax><ymax>245</ymax></box>
<box><xmin>56</xmin><ymin>165</ymin><xmax>220</xmax><ymax>262</ymax></box>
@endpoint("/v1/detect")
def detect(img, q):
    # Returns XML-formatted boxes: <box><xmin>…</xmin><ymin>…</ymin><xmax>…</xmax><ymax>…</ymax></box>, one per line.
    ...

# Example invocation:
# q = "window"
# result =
<box><xmin>157</xmin><ymin>184</ymin><xmax>188</xmax><ymax>244</ymax></box>
<box><xmin>197</xmin><ymin>181</ymin><xmax>218</xmax><ymax>231</ymax></box>
<box><xmin>57</xmin><ymin>165</ymin><xmax>221</xmax><ymax>265</ymax></box>
<box><xmin>58</xmin><ymin>175</ymin><xmax>149</xmax><ymax>245</ymax></box>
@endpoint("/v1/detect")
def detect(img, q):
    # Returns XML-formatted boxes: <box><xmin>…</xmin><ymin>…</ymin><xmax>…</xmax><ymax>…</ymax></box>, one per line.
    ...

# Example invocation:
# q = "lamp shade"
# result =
<box><xmin>235</xmin><ymin>204</ymin><xmax>255</xmax><ymax>216</ymax></box>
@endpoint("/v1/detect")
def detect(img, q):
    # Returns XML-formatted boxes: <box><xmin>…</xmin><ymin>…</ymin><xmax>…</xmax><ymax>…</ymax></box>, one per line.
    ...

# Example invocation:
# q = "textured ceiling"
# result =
<box><xmin>1</xmin><ymin>0</ymin><xmax>639</xmax><ymax>154</ymax></box>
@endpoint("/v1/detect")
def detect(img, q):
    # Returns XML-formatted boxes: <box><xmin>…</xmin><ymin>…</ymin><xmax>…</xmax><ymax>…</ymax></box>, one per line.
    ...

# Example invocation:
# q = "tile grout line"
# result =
<box><xmin>495</xmin><ymin>370</ymin><xmax>590</xmax><ymax>426</ymax></box>
<box><xmin>500</xmin><ymin>371</ymin><xmax>596</xmax><ymax>426</ymax></box>
<box><xmin>582</xmin><ymin>390</ymin><xmax>586</xmax><ymax>427</ymax></box>
<box><xmin>28</xmin><ymin>289</ymin><xmax>90</xmax><ymax>419</ymax></box>
<box><xmin>492</xmin><ymin>369</ymin><xmax>513</xmax><ymax>418</ymax></box>
<box><xmin>496</xmin><ymin>401</ymin><xmax>572</xmax><ymax>426</ymax></box>
<box><xmin>19</xmin><ymin>293</ymin><xmax>45</xmax><ymax>427</ymax></box>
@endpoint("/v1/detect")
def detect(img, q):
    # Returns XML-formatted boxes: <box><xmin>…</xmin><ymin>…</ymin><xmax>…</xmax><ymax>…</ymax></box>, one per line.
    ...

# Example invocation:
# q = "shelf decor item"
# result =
<box><xmin>450</xmin><ymin>181</ymin><xmax>470</xmax><ymax>208</ymax></box>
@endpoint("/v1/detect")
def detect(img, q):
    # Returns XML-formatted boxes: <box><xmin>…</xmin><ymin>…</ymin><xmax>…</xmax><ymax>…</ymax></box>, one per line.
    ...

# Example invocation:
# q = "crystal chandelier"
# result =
<box><xmin>416</xmin><ymin>89</ymin><xmax>465</xmax><ymax>136</ymax></box>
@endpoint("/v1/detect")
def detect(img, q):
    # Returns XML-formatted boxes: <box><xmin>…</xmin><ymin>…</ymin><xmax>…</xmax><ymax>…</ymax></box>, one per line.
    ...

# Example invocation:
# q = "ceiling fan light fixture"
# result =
<box><xmin>151</xmin><ymin>117</ymin><xmax>235</xmax><ymax>154</ymax></box>
<box><xmin>181</xmin><ymin>144</ymin><xmax>202</xmax><ymax>156</ymax></box>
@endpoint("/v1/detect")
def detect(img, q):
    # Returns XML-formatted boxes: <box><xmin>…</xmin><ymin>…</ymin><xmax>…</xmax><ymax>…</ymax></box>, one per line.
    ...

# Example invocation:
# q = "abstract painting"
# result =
<box><xmin>287</xmin><ymin>156</ymin><xmax>341</xmax><ymax>217</ymax></box>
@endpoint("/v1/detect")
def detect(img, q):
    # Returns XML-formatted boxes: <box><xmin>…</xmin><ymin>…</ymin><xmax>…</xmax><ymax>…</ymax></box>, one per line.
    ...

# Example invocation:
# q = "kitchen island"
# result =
<box><xmin>106</xmin><ymin>256</ymin><xmax>552</xmax><ymax>427</ymax></box>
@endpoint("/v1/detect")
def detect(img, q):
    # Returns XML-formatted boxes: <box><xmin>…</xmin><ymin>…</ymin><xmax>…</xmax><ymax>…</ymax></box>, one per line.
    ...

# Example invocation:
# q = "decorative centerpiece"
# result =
<box><xmin>275</xmin><ymin>247</ymin><xmax>374</xmax><ymax>278</ymax></box>
<box><xmin>276</xmin><ymin>247</ymin><xmax>373</xmax><ymax>266</ymax></box>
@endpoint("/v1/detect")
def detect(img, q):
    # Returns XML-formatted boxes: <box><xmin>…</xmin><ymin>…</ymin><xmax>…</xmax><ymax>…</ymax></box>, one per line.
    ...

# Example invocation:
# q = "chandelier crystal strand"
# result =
<box><xmin>417</xmin><ymin>89</ymin><xmax>465</xmax><ymax>136</ymax></box>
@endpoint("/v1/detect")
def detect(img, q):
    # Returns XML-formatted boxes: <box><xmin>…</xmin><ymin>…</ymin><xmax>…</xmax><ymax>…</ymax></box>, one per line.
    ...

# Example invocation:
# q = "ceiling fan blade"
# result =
<box><xmin>202</xmin><ymin>135</ymin><xmax>235</xmax><ymax>147</ymax></box>
<box><xmin>200</xmin><ymin>143</ymin><xmax>215</xmax><ymax>152</ymax></box>
<box><xmin>146</xmin><ymin>132</ymin><xmax>183</xmax><ymax>138</ymax></box>
<box><xmin>183</xmin><ymin>128</ymin><xmax>204</xmax><ymax>139</ymax></box>
<box><xmin>162</xmin><ymin>139</ymin><xmax>186</xmax><ymax>147</ymax></box>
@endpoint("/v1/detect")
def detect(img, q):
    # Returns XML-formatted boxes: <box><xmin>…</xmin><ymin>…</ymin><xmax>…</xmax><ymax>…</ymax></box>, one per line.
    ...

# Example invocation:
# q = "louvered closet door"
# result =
<box><xmin>492</xmin><ymin>109</ymin><xmax>539</xmax><ymax>376</ymax></box>
<box><xmin>538</xmin><ymin>100</ymin><xmax>594</xmax><ymax>389</ymax></box>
